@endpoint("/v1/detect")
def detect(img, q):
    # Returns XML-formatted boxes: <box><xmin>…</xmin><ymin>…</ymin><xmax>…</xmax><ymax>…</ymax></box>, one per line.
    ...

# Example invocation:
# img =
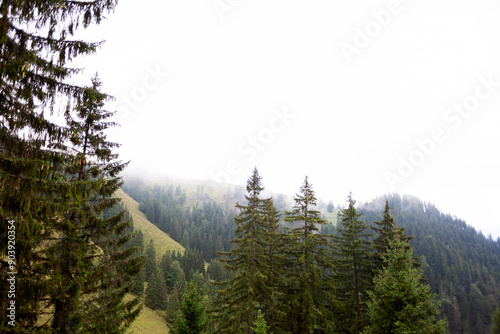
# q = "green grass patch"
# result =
<box><xmin>116</xmin><ymin>188</ymin><xmax>184</xmax><ymax>259</ymax></box>
<box><xmin>321</xmin><ymin>208</ymin><xmax>340</xmax><ymax>225</ymax></box>
<box><xmin>125</xmin><ymin>294</ymin><xmax>169</xmax><ymax>334</ymax></box>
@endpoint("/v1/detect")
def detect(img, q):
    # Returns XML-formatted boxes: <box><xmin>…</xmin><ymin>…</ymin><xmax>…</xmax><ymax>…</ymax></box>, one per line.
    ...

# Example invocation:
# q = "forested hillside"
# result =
<box><xmin>3</xmin><ymin>0</ymin><xmax>497</xmax><ymax>332</ymax></box>
<box><xmin>122</xmin><ymin>176</ymin><xmax>335</xmax><ymax>262</ymax></box>
<box><xmin>122</xmin><ymin>178</ymin><xmax>237</xmax><ymax>261</ymax></box>
<box><xmin>121</xmin><ymin>176</ymin><xmax>500</xmax><ymax>333</ymax></box>
<box><xmin>359</xmin><ymin>194</ymin><xmax>500</xmax><ymax>333</ymax></box>
<box><xmin>116</xmin><ymin>188</ymin><xmax>185</xmax><ymax>257</ymax></box>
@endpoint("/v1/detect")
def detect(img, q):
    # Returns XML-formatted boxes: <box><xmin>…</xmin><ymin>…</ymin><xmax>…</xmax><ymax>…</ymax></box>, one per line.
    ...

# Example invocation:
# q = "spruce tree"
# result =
<box><xmin>145</xmin><ymin>239</ymin><xmax>157</xmax><ymax>281</ymax></box>
<box><xmin>491</xmin><ymin>308</ymin><xmax>500</xmax><ymax>334</ymax></box>
<box><xmin>166</xmin><ymin>260</ymin><xmax>185</xmax><ymax>292</ymax></box>
<box><xmin>252</xmin><ymin>309</ymin><xmax>272</xmax><ymax>334</ymax></box>
<box><xmin>283</xmin><ymin>176</ymin><xmax>336</xmax><ymax>333</ymax></box>
<box><xmin>131</xmin><ymin>267</ymin><xmax>146</xmax><ymax>297</ymax></box>
<box><xmin>49</xmin><ymin>75</ymin><xmax>143</xmax><ymax>333</ymax></box>
<box><xmin>327</xmin><ymin>200</ymin><xmax>334</xmax><ymax>213</ymax></box>
<box><xmin>160</xmin><ymin>250</ymin><xmax>174</xmax><ymax>286</ymax></box>
<box><xmin>371</xmin><ymin>200</ymin><xmax>418</xmax><ymax>273</ymax></box>
<box><xmin>213</xmin><ymin>168</ymin><xmax>279</xmax><ymax>334</ymax></box>
<box><xmin>145</xmin><ymin>265</ymin><xmax>168</xmax><ymax>311</ymax></box>
<box><xmin>371</xmin><ymin>200</ymin><xmax>396</xmax><ymax>270</ymax></box>
<box><xmin>129</xmin><ymin>229</ymin><xmax>145</xmax><ymax>253</ymax></box>
<box><xmin>334</xmin><ymin>193</ymin><xmax>372</xmax><ymax>333</ymax></box>
<box><xmin>168</xmin><ymin>280</ymin><xmax>208</xmax><ymax>334</ymax></box>
<box><xmin>130</xmin><ymin>230</ymin><xmax>146</xmax><ymax>296</ymax></box>
<box><xmin>0</xmin><ymin>0</ymin><xmax>118</xmax><ymax>330</ymax></box>
<box><xmin>167</xmin><ymin>269</ymin><xmax>188</xmax><ymax>321</ymax></box>
<box><xmin>363</xmin><ymin>235</ymin><xmax>447</xmax><ymax>334</ymax></box>
<box><xmin>167</xmin><ymin>284</ymin><xmax>182</xmax><ymax>322</ymax></box>
<box><xmin>260</xmin><ymin>198</ymin><xmax>287</xmax><ymax>333</ymax></box>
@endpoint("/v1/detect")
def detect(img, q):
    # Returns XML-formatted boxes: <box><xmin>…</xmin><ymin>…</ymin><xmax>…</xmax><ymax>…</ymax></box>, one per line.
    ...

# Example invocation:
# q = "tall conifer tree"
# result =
<box><xmin>283</xmin><ymin>176</ymin><xmax>336</xmax><ymax>333</ymax></box>
<box><xmin>144</xmin><ymin>239</ymin><xmax>157</xmax><ymax>281</ymax></box>
<box><xmin>371</xmin><ymin>200</ymin><xmax>418</xmax><ymax>273</ymax></box>
<box><xmin>260</xmin><ymin>198</ymin><xmax>287</xmax><ymax>333</ymax></box>
<box><xmin>49</xmin><ymin>75</ymin><xmax>143</xmax><ymax>333</ymax></box>
<box><xmin>145</xmin><ymin>265</ymin><xmax>168</xmax><ymax>311</ymax></box>
<box><xmin>213</xmin><ymin>168</ymin><xmax>279</xmax><ymax>334</ymax></box>
<box><xmin>334</xmin><ymin>193</ymin><xmax>372</xmax><ymax>333</ymax></box>
<box><xmin>169</xmin><ymin>280</ymin><xmax>208</xmax><ymax>334</ymax></box>
<box><xmin>371</xmin><ymin>200</ymin><xmax>396</xmax><ymax>270</ymax></box>
<box><xmin>364</xmin><ymin>235</ymin><xmax>447</xmax><ymax>334</ymax></box>
<box><xmin>0</xmin><ymin>0</ymin><xmax>119</xmax><ymax>329</ymax></box>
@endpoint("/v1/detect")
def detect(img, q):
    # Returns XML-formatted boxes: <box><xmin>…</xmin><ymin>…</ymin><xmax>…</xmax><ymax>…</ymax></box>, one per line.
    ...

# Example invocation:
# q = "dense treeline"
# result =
<box><xmin>359</xmin><ymin>194</ymin><xmax>500</xmax><ymax>333</ymax></box>
<box><xmin>122</xmin><ymin>180</ymin><xmax>237</xmax><ymax>261</ymax></box>
<box><xmin>128</xmin><ymin>229</ymin><xmax>217</xmax><ymax>323</ymax></box>
<box><xmin>210</xmin><ymin>168</ymin><xmax>446</xmax><ymax>333</ymax></box>
<box><xmin>121</xmin><ymin>178</ymin><xmax>293</xmax><ymax>265</ymax></box>
<box><xmin>124</xmin><ymin>172</ymin><xmax>500</xmax><ymax>333</ymax></box>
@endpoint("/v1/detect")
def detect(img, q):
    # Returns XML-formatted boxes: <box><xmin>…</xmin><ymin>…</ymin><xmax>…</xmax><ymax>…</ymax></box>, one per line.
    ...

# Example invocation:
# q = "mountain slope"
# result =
<box><xmin>359</xmin><ymin>194</ymin><xmax>500</xmax><ymax>333</ymax></box>
<box><xmin>121</xmin><ymin>175</ymin><xmax>500</xmax><ymax>332</ymax></box>
<box><xmin>124</xmin><ymin>294</ymin><xmax>169</xmax><ymax>334</ymax></box>
<box><xmin>116</xmin><ymin>188</ymin><xmax>184</xmax><ymax>258</ymax></box>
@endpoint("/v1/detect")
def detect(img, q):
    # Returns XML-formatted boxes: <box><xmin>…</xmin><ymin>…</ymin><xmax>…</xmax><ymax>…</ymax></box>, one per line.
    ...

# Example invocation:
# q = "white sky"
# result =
<box><xmin>73</xmin><ymin>0</ymin><xmax>500</xmax><ymax>238</ymax></box>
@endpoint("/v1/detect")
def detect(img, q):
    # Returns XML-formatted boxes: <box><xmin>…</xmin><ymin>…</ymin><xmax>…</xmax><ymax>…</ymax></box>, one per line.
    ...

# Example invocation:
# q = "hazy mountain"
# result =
<box><xmin>121</xmin><ymin>176</ymin><xmax>500</xmax><ymax>333</ymax></box>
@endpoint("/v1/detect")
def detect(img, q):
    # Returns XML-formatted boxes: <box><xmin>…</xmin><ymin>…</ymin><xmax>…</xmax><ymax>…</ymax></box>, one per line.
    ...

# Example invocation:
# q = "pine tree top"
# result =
<box><xmin>285</xmin><ymin>176</ymin><xmax>327</xmax><ymax>235</ymax></box>
<box><xmin>365</xmin><ymin>237</ymin><xmax>448</xmax><ymax>333</ymax></box>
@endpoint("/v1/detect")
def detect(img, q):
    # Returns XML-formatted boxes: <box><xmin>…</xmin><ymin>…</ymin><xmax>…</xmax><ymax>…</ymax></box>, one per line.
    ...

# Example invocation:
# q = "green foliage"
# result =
<box><xmin>491</xmin><ymin>308</ymin><xmax>500</xmax><ymax>334</ymax></box>
<box><xmin>116</xmin><ymin>187</ymin><xmax>185</xmax><ymax>258</ymax></box>
<box><xmin>63</xmin><ymin>76</ymin><xmax>143</xmax><ymax>334</ymax></box>
<box><xmin>131</xmin><ymin>267</ymin><xmax>146</xmax><ymax>297</ymax></box>
<box><xmin>145</xmin><ymin>239</ymin><xmax>157</xmax><ymax>281</ymax></box>
<box><xmin>6</xmin><ymin>74</ymin><xmax>145</xmax><ymax>333</ymax></box>
<box><xmin>166</xmin><ymin>261</ymin><xmax>185</xmax><ymax>292</ymax></box>
<box><xmin>371</xmin><ymin>200</ymin><xmax>397</xmax><ymax>270</ymax></box>
<box><xmin>361</xmin><ymin>194</ymin><xmax>500</xmax><ymax>332</ymax></box>
<box><xmin>283</xmin><ymin>176</ymin><xmax>336</xmax><ymax>333</ymax></box>
<box><xmin>251</xmin><ymin>309</ymin><xmax>272</xmax><ymax>334</ymax></box>
<box><xmin>181</xmin><ymin>230</ymin><xmax>190</xmax><ymax>249</ymax></box>
<box><xmin>169</xmin><ymin>280</ymin><xmax>208</xmax><ymax>334</ymax></box>
<box><xmin>213</xmin><ymin>168</ymin><xmax>285</xmax><ymax>333</ymax></box>
<box><xmin>363</xmin><ymin>237</ymin><xmax>447</xmax><ymax>334</ymax></box>
<box><xmin>121</xmin><ymin>179</ymin><xmax>500</xmax><ymax>332</ymax></box>
<box><xmin>167</xmin><ymin>285</ymin><xmax>182</xmax><ymax>322</ymax></box>
<box><xmin>129</xmin><ymin>229</ymin><xmax>145</xmax><ymax>253</ymax></box>
<box><xmin>181</xmin><ymin>248</ymin><xmax>206</xmax><ymax>280</ymax></box>
<box><xmin>127</xmin><ymin>230</ymin><xmax>146</xmax><ymax>296</ymax></box>
<box><xmin>371</xmin><ymin>200</ymin><xmax>418</xmax><ymax>274</ymax></box>
<box><xmin>160</xmin><ymin>250</ymin><xmax>174</xmax><ymax>285</ymax></box>
<box><xmin>207</xmin><ymin>259</ymin><xmax>231</xmax><ymax>283</ymax></box>
<box><xmin>0</xmin><ymin>0</ymin><xmax>119</xmax><ymax>330</ymax></box>
<box><xmin>259</xmin><ymin>198</ymin><xmax>287</xmax><ymax>333</ymax></box>
<box><xmin>191</xmin><ymin>271</ymin><xmax>207</xmax><ymax>293</ymax></box>
<box><xmin>145</xmin><ymin>266</ymin><xmax>168</xmax><ymax>311</ymax></box>
<box><xmin>333</xmin><ymin>193</ymin><xmax>372</xmax><ymax>333</ymax></box>
<box><xmin>327</xmin><ymin>200</ymin><xmax>334</xmax><ymax>213</ymax></box>
<box><xmin>133</xmin><ymin>182</ymin><xmax>234</xmax><ymax>262</ymax></box>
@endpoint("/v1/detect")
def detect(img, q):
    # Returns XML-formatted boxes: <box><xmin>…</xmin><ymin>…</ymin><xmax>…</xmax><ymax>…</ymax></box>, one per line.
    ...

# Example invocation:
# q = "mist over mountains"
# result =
<box><xmin>121</xmin><ymin>174</ymin><xmax>500</xmax><ymax>333</ymax></box>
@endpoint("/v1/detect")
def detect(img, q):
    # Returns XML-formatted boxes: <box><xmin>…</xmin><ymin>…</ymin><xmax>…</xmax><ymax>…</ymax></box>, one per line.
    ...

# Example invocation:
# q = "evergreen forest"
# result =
<box><xmin>121</xmin><ymin>170</ymin><xmax>500</xmax><ymax>333</ymax></box>
<box><xmin>1</xmin><ymin>1</ymin><xmax>500</xmax><ymax>333</ymax></box>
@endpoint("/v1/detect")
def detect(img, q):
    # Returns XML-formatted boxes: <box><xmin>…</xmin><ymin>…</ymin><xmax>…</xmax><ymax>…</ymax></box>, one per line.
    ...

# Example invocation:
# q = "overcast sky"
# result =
<box><xmin>74</xmin><ymin>0</ymin><xmax>500</xmax><ymax>238</ymax></box>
